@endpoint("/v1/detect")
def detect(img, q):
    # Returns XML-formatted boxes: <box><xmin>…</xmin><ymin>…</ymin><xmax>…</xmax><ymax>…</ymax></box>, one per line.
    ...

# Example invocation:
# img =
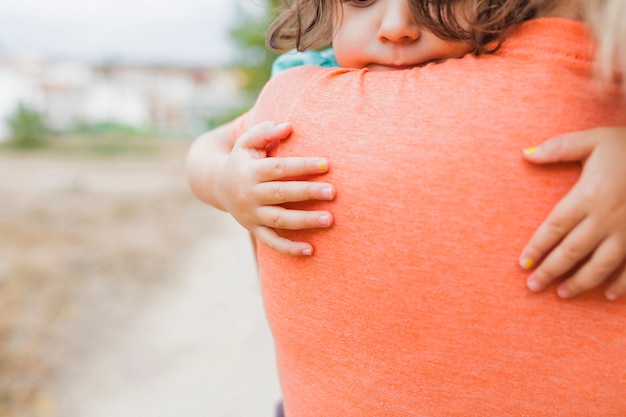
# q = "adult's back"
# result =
<box><xmin>234</xmin><ymin>18</ymin><xmax>626</xmax><ymax>416</ymax></box>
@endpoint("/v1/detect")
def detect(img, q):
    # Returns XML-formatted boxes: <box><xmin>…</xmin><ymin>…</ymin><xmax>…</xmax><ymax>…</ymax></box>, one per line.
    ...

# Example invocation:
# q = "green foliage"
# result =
<box><xmin>58</xmin><ymin>136</ymin><xmax>158</xmax><ymax>157</ymax></box>
<box><xmin>228</xmin><ymin>0</ymin><xmax>282</xmax><ymax>98</ymax></box>
<box><xmin>75</xmin><ymin>121</ymin><xmax>152</xmax><ymax>137</ymax></box>
<box><xmin>6</xmin><ymin>104</ymin><xmax>48</xmax><ymax>149</ymax></box>
<box><xmin>204</xmin><ymin>1</ymin><xmax>283</xmax><ymax>129</ymax></box>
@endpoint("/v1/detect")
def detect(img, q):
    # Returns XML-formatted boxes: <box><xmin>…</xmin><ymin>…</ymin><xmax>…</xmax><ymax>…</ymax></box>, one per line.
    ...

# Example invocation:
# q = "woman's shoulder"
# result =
<box><xmin>264</xmin><ymin>64</ymin><xmax>352</xmax><ymax>96</ymax></box>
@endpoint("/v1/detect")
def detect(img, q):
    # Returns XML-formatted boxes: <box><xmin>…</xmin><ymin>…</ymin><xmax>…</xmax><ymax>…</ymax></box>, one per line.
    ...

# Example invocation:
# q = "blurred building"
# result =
<box><xmin>0</xmin><ymin>52</ymin><xmax>247</xmax><ymax>140</ymax></box>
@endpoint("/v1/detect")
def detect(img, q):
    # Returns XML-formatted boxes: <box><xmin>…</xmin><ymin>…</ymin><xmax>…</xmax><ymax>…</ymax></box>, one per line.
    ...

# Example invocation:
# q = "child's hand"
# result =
<box><xmin>520</xmin><ymin>127</ymin><xmax>626</xmax><ymax>299</ymax></box>
<box><xmin>215</xmin><ymin>121</ymin><xmax>336</xmax><ymax>256</ymax></box>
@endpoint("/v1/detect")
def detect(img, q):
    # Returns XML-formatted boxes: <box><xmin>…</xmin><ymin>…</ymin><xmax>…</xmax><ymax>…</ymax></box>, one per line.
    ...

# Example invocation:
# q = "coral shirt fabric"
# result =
<box><xmin>233</xmin><ymin>19</ymin><xmax>626</xmax><ymax>416</ymax></box>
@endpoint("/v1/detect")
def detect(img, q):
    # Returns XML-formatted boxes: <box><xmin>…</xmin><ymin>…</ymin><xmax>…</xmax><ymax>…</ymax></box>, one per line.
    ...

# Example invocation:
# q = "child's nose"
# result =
<box><xmin>377</xmin><ymin>0</ymin><xmax>420</xmax><ymax>42</ymax></box>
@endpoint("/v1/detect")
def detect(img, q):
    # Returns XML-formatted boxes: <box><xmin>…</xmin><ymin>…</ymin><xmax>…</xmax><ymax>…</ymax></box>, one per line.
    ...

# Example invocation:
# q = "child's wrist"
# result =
<box><xmin>212</xmin><ymin>158</ymin><xmax>233</xmax><ymax>212</ymax></box>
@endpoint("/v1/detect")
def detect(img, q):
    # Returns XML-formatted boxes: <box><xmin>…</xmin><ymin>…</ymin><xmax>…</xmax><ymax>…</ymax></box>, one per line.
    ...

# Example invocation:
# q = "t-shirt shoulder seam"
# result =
<box><xmin>277</xmin><ymin>66</ymin><xmax>336</xmax><ymax>120</ymax></box>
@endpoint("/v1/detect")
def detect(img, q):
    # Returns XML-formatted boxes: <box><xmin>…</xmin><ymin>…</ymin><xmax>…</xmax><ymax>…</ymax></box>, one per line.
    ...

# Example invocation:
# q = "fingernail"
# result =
<box><xmin>317</xmin><ymin>159</ymin><xmax>328</xmax><ymax>171</ymax></box>
<box><xmin>318</xmin><ymin>214</ymin><xmax>331</xmax><ymax>227</ymax></box>
<box><xmin>276</xmin><ymin>122</ymin><xmax>291</xmax><ymax>130</ymax></box>
<box><xmin>557</xmin><ymin>286</ymin><xmax>572</xmax><ymax>299</ymax></box>
<box><xmin>520</xmin><ymin>258</ymin><xmax>534</xmax><ymax>269</ymax></box>
<box><xmin>321</xmin><ymin>186</ymin><xmax>333</xmax><ymax>199</ymax></box>
<box><xmin>606</xmin><ymin>291</ymin><xmax>618</xmax><ymax>301</ymax></box>
<box><xmin>523</xmin><ymin>146</ymin><xmax>537</xmax><ymax>156</ymax></box>
<box><xmin>302</xmin><ymin>248</ymin><xmax>313</xmax><ymax>256</ymax></box>
<box><xmin>527</xmin><ymin>279</ymin><xmax>542</xmax><ymax>292</ymax></box>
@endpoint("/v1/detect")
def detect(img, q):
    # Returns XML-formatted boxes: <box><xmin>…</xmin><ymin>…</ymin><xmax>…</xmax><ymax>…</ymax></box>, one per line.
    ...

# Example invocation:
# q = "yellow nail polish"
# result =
<box><xmin>520</xmin><ymin>258</ymin><xmax>534</xmax><ymax>269</ymax></box>
<box><xmin>523</xmin><ymin>146</ymin><xmax>537</xmax><ymax>156</ymax></box>
<box><xmin>318</xmin><ymin>160</ymin><xmax>327</xmax><ymax>171</ymax></box>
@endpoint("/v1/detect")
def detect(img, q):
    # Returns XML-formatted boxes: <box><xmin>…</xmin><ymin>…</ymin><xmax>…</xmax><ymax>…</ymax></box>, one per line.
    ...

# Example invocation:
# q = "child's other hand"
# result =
<box><xmin>520</xmin><ymin>127</ymin><xmax>626</xmax><ymax>300</ymax></box>
<box><xmin>217</xmin><ymin>121</ymin><xmax>335</xmax><ymax>256</ymax></box>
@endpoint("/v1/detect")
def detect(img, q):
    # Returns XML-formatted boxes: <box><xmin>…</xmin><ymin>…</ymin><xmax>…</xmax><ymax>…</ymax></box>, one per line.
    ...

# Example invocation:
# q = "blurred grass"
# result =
<box><xmin>0</xmin><ymin>134</ymin><xmax>172</xmax><ymax>158</ymax></box>
<box><xmin>0</xmin><ymin>137</ymin><xmax>206</xmax><ymax>417</ymax></box>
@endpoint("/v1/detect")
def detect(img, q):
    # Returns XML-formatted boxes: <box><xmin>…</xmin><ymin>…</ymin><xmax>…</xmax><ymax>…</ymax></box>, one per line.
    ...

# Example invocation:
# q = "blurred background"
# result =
<box><xmin>0</xmin><ymin>0</ymin><xmax>283</xmax><ymax>416</ymax></box>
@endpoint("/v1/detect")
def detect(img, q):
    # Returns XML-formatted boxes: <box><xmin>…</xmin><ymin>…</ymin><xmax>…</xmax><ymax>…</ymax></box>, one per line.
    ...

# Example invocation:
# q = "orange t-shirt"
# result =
<box><xmin>234</xmin><ymin>18</ymin><xmax>626</xmax><ymax>416</ymax></box>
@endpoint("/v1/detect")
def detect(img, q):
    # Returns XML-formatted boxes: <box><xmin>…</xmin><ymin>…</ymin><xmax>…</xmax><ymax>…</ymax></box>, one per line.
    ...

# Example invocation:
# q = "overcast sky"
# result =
<box><xmin>0</xmin><ymin>0</ymin><xmax>266</xmax><ymax>66</ymax></box>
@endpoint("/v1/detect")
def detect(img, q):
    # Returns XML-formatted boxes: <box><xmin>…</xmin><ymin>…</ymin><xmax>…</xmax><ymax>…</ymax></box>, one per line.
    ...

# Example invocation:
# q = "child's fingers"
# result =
<box><xmin>257</xmin><ymin>205</ymin><xmax>333</xmax><ymax>231</ymax></box>
<box><xmin>519</xmin><ymin>192</ymin><xmax>585</xmax><ymax>271</ymax></box>
<box><xmin>257</xmin><ymin>156</ymin><xmax>329</xmax><ymax>182</ymax></box>
<box><xmin>255</xmin><ymin>181</ymin><xmax>335</xmax><ymax>205</ymax></box>
<box><xmin>525</xmin><ymin>217</ymin><xmax>602</xmax><ymax>293</ymax></box>
<box><xmin>604</xmin><ymin>263</ymin><xmax>626</xmax><ymax>300</ymax></box>
<box><xmin>235</xmin><ymin>121</ymin><xmax>293</xmax><ymax>152</ymax></box>
<box><xmin>255</xmin><ymin>226</ymin><xmax>315</xmax><ymax>256</ymax></box>
<box><xmin>523</xmin><ymin>130</ymin><xmax>596</xmax><ymax>164</ymax></box>
<box><xmin>556</xmin><ymin>238</ymin><xmax>625</xmax><ymax>299</ymax></box>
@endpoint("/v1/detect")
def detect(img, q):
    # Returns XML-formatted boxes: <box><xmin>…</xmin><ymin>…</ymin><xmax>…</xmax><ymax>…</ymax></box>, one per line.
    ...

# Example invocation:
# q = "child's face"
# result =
<box><xmin>334</xmin><ymin>0</ymin><xmax>474</xmax><ymax>71</ymax></box>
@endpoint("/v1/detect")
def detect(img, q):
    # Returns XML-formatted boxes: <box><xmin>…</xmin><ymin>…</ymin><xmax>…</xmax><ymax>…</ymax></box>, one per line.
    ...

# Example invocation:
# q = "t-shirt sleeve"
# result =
<box><xmin>231</xmin><ymin>112</ymin><xmax>251</xmax><ymax>141</ymax></box>
<box><xmin>232</xmin><ymin>65</ymin><xmax>329</xmax><ymax>140</ymax></box>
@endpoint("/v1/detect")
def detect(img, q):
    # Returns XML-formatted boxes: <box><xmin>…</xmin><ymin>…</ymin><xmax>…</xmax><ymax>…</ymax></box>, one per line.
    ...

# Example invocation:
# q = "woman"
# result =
<box><xmin>188</xmin><ymin>0</ymin><xmax>626</xmax><ymax>414</ymax></box>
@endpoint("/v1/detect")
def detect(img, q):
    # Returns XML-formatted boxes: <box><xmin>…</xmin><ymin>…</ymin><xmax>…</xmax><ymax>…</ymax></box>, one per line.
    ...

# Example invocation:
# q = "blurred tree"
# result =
<box><xmin>229</xmin><ymin>0</ymin><xmax>282</xmax><ymax>97</ymax></box>
<box><xmin>7</xmin><ymin>104</ymin><xmax>48</xmax><ymax>149</ymax></box>
<box><xmin>205</xmin><ymin>0</ymin><xmax>282</xmax><ymax>129</ymax></box>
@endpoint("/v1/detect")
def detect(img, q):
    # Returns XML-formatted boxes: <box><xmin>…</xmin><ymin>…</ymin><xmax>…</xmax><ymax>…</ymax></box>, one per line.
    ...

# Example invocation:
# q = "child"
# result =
<box><xmin>187</xmin><ymin>0</ymin><xmax>626</xmax><ymax>300</ymax></box>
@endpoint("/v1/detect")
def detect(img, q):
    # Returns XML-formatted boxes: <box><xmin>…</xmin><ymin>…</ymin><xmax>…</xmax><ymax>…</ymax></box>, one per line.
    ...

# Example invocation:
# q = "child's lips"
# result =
<box><xmin>367</xmin><ymin>57</ymin><xmax>455</xmax><ymax>71</ymax></box>
<box><xmin>366</xmin><ymin>63</ymin><xmax>419</xmax><ymax>71</ymax></box>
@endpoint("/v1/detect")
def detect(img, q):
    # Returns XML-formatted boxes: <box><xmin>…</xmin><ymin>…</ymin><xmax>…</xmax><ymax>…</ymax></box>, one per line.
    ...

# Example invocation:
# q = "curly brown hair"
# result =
<box><xmin>266</xmin><ymin>0</ymin><xmax>336</xmax><ymax>52</ymax></box>
<box><xmin>266</xmin><ymin>0</ymin><xmax>547</xmax><ymax>55</ymax></box>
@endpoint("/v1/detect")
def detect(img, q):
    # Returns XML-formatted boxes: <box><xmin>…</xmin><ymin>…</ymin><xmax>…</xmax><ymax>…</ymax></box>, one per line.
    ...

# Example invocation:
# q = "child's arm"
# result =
<box><xmin>519</xmin><ymin>127</ymin><xmax>626</xmax><ymax>299</ymax></box>
<box><xmin>186</xmin><ymin>120</ymin><xmax>335</xmax><ymax>256</ymax></box>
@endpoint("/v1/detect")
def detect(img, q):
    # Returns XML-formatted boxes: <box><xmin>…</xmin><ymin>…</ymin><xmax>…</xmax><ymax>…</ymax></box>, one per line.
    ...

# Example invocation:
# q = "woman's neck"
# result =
<box><xmin>536</xmin><ymin>0</ymin><xmax>582</xmax><ymax>20</ymax></box>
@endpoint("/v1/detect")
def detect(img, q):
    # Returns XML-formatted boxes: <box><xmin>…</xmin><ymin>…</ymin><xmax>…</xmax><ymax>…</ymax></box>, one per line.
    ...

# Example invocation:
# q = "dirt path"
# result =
<box><xmin>0</xmin><ymin>144</ymin><xmax>280</xmax><ymax>417</ymax></box>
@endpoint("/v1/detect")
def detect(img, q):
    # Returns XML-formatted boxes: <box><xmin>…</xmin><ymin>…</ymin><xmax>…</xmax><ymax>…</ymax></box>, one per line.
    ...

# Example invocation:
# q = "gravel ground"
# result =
<box><xmin>0</xmin><ymin>143</ymin><xmax>281</xmax><ymax>417</ymax></box>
